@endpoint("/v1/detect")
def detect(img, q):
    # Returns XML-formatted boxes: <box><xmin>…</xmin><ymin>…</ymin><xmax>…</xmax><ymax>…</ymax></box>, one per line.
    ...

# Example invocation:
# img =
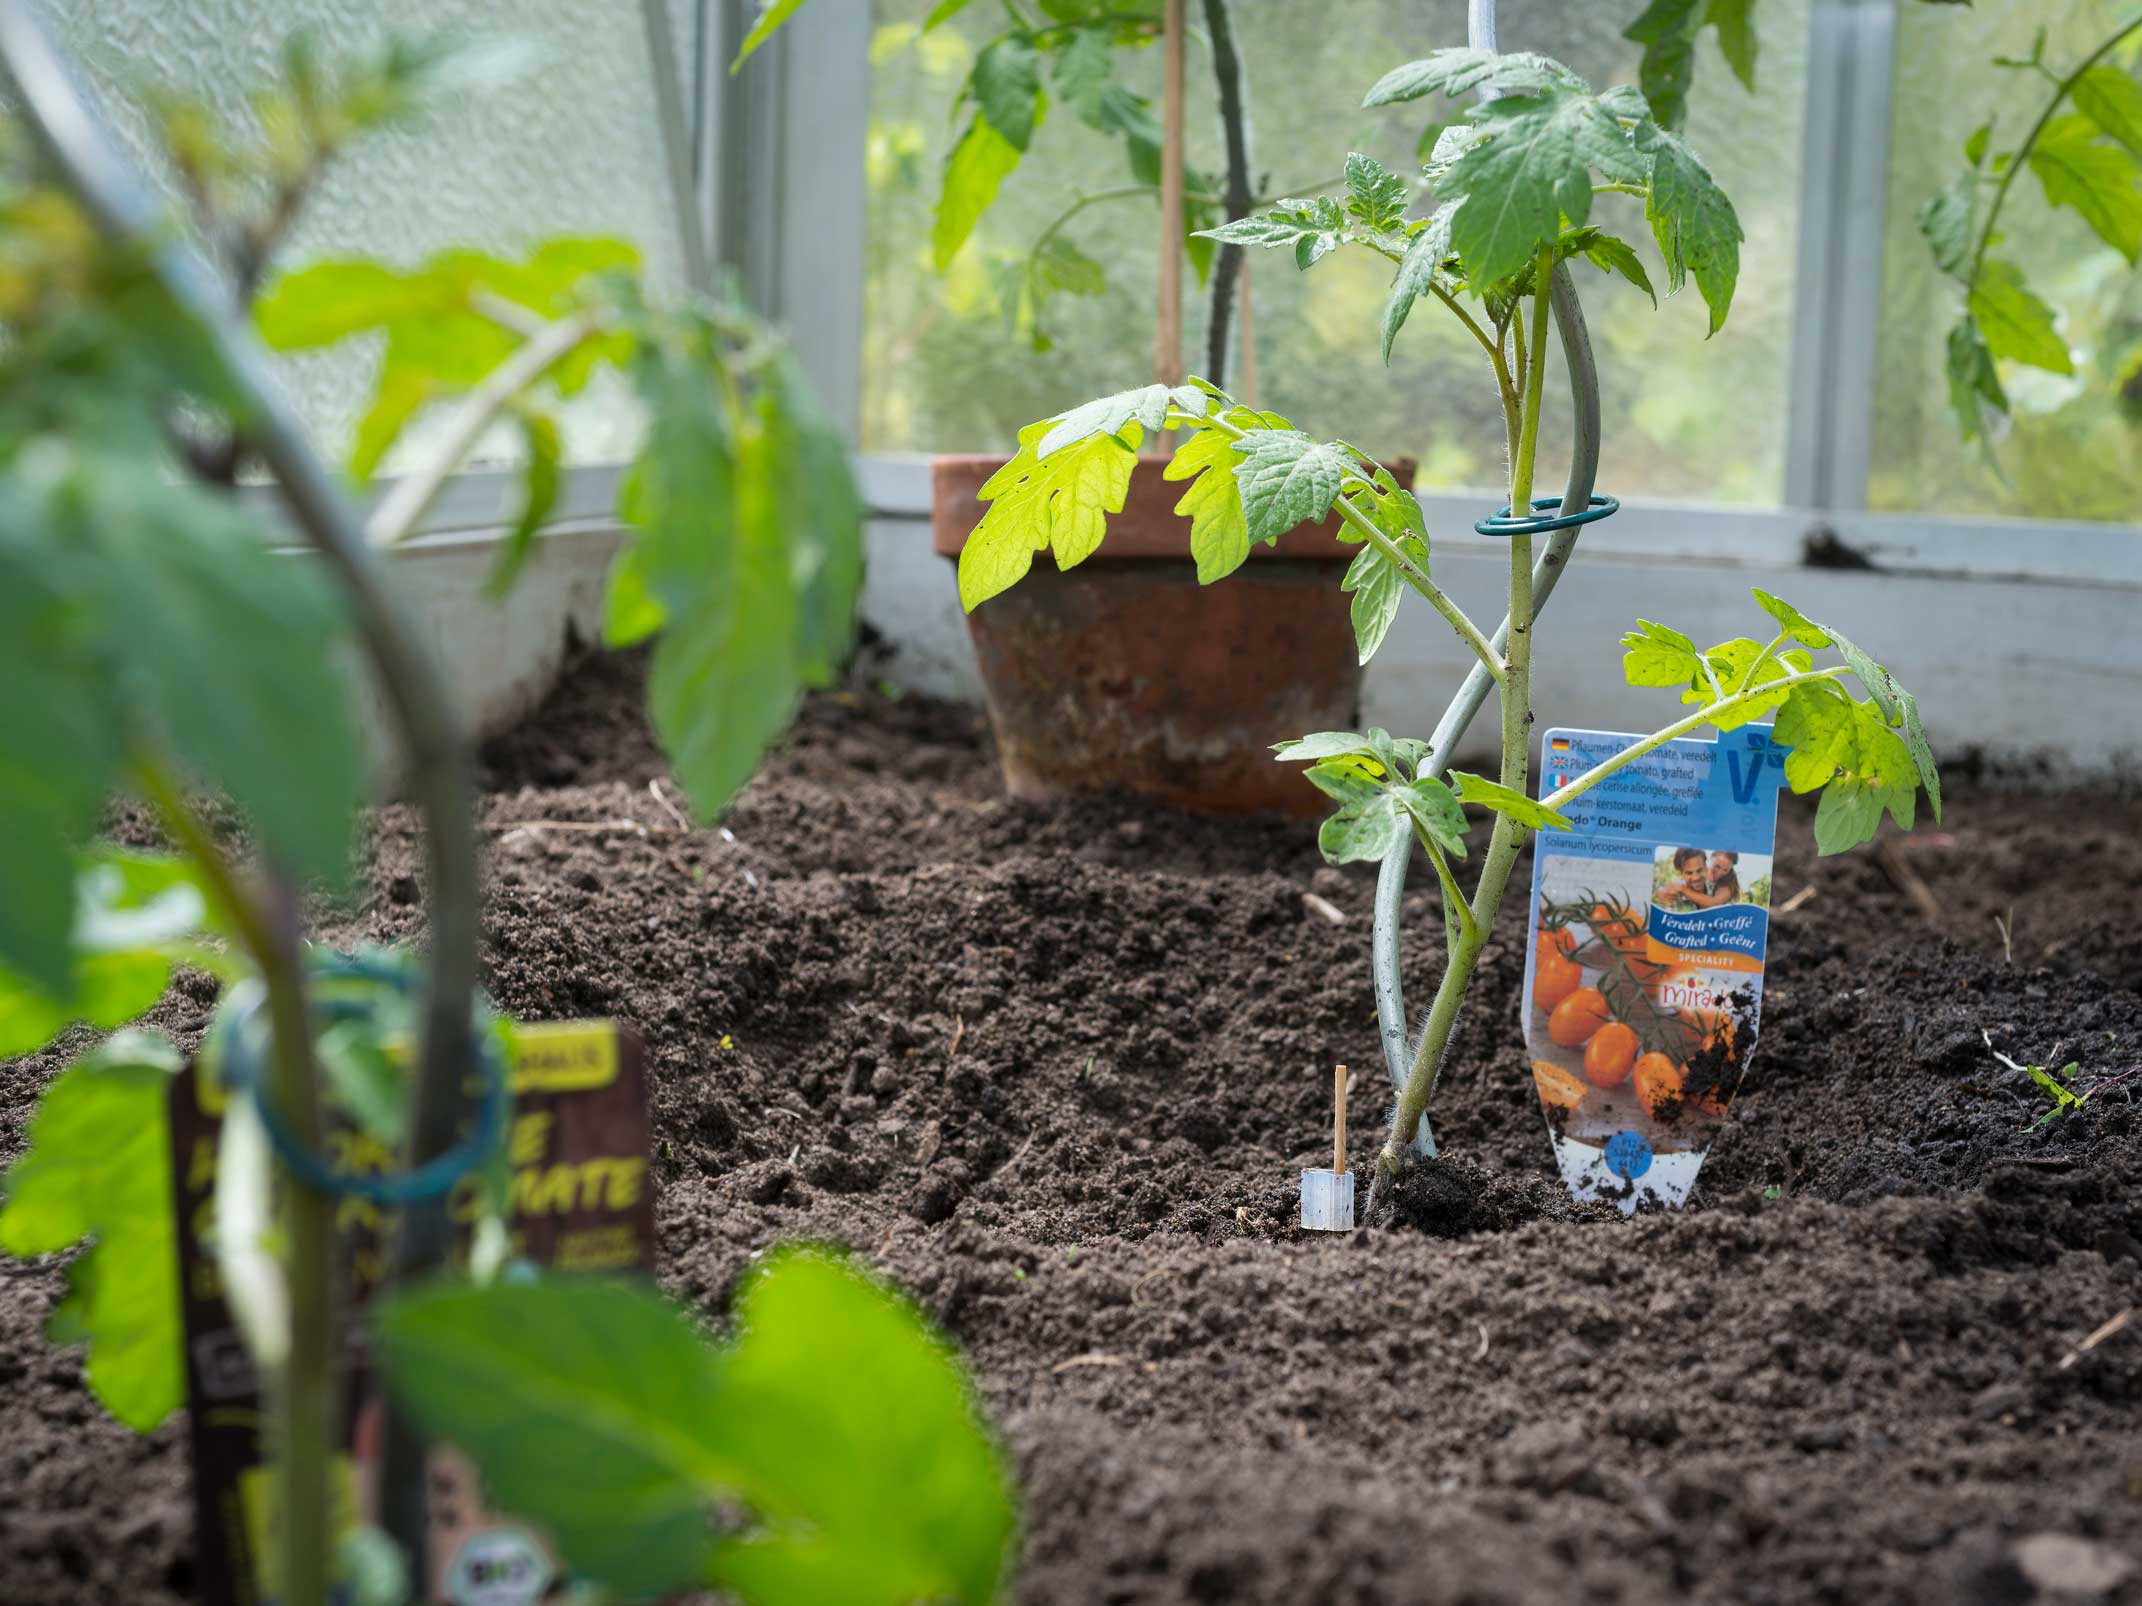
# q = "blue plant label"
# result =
<box><xmin>1522</xmin><ymin>725</ymin><xmax>1787</xmax><ymax>1212</ymax></box>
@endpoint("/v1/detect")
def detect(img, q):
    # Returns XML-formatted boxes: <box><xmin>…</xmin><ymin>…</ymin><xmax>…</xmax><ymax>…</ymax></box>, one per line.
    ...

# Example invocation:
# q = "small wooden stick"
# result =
<box><xmin>1155</xmin><ymin>0</ymin><xmax>1186</xmax><ymax>385</ymax></box>
<box><xmin>1333</xmin><ymin>1064</ymin><xmax>1348</xmax><ymax>1175</ymax></box>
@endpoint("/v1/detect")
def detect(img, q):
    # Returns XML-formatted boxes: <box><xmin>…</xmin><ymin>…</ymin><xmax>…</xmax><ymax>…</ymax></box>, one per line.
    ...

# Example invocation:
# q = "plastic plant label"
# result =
<box><xmin>1523</xmin><ymin>726</ymin><xmax>1785</xmax><ymax>1211</ymax></box>
<box><xmin>170</xmin><ymin>1020</ymin><xmax>655</xmax><ymax>1606</ymax></box>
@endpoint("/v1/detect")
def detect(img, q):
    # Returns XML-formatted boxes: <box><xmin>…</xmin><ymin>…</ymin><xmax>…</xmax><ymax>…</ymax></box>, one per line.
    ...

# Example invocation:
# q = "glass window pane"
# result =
<box><xmin>862</xmin><ymin>0</ymin><xmax>1809</xmax><ymax>507</ymax></box>
<box><xmin>47</xmin><ymin>0</ymin><xmax>695</xmax><ymax>467</ymax></box>
<box><xmin>1874</xmin><ymin>1</ymin><xmax>2142</xmax><ymax>521</ymax></box>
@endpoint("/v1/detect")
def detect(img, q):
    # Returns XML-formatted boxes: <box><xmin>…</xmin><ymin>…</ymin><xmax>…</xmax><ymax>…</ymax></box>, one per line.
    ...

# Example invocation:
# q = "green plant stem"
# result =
<box><xmin>133</xmin><ymin>756</ymin><xmax>335</xmax><ymax>1606</ymax></box>
<box><xmin>1735</xmin><ymin>629</ymin><xmax>1791</xmax><ymax>694</ymax></box>
<box><xmin>1968</xmin><ymin>17</ymin><xmax>2142</xmax><ymax>287</ymax></box>
<box><xmin>1367</xmin><ymin>251</ymin><xmax>1553</xmax><ymax>1217</ymax></box>
<box><xmin>1540</xmin><ymin>665</ymin><xmax>1853</xmax><ymax>814</ymax></box>
<box><xmin>366</xmin><ymin>310</ymin><xmax>600</xmax><ymax>547</ymax></box>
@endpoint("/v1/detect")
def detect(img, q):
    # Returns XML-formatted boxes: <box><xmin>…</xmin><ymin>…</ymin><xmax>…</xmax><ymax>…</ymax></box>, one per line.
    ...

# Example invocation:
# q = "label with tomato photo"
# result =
<box><xmin>1525</xmin><ymin>725</ymin><xmax>1785</xmax><ymax>1210</ymax></box>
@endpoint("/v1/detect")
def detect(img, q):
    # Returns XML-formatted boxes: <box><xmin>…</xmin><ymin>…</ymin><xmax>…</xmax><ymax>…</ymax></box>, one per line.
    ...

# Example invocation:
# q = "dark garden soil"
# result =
<box><xmin>5</xmin><ymin>645</ymin><xmax>2141</xmax><ymax>1606</ymax></box>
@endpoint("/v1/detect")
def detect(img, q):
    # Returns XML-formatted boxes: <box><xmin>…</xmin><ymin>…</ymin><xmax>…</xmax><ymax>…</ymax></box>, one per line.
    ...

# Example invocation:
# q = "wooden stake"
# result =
<box><xmin>1333</xmin><ymin>1064</ymin><xmax>1348</xmax><ymax>1175</ymax></box>
<box><xmin>1156</xmin><ymin>0</ymin><xmax>1186</xmax><ymax>385</ymax></box>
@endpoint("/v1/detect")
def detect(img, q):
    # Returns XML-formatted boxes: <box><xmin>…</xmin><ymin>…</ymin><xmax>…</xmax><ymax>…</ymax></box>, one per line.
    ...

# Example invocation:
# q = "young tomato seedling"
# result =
<box><xmin>955</xmin><ymin>47</ymin><xmax>1942</xmax><ymax>1220</ymax></box>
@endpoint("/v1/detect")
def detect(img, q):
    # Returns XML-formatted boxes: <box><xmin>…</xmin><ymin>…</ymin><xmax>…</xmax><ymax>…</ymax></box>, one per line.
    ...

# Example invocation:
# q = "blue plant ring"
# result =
<box><xmin>209</xmin><ymin>949</ymin><xmax>506</xmax><ymax>1206</ymax></box>
<box><xmin>1473</xmin><ymin>493</ymin><xmax>1620</xmax><ymax>539</ymax></box>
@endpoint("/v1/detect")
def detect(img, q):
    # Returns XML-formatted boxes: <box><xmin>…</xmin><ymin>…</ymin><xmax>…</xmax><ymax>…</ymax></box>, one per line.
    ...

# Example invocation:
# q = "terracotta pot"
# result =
<box><xmin>932</xmin><ymin>454</ymin><xmax>1414</xmax><ymax>818</ymax></box>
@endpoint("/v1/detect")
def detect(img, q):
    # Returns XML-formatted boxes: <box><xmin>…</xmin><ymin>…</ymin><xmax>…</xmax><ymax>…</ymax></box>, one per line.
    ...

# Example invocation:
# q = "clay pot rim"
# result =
<box><xmin>929</xmin><ymin>451</ymin><xmax>1418</xmax><ymax>563</ymax></box>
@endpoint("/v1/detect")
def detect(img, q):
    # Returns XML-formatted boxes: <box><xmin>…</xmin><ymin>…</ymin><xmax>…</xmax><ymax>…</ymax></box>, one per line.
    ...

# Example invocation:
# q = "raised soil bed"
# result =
<box><xmin>4</xmin><ymin>647</ymin><xmax>2140</xmax><ymax>1605</ymax></box>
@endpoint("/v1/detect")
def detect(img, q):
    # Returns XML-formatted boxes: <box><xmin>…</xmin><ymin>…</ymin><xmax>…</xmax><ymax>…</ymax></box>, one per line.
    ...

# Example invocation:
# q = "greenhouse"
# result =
<box><xmin>1</xmin><ymin>1</ymin><xmax>2137</xmax><ymax>1603</ymax></box>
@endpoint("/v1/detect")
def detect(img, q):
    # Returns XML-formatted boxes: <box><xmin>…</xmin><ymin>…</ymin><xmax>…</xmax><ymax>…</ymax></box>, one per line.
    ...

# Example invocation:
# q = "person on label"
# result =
<box><xmin>1673</xmin><ymin>849</ymin><xmax>1741</xmax><ymax>909</ymax></box>
<box><xmin>1657</xmin><ymin>847</ymin><xmax>1709</xmax><ymax>911</ymax></box>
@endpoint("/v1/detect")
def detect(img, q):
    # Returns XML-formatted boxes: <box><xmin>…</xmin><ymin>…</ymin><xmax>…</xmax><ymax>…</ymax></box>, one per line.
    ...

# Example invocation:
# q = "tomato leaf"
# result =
<box><xmin>1229</xmin><ymin>430</ymin><xmax>1353</xmax><ymax>543</ymax></box>
<box><xmin>1361</xmin><ymin>48</ymin><xmax>1580</xmax><ymax>108</ymax></box>
<box><xmin>1634</xmin><ymin>119</ymin><xmax>1742</xmax><ymax>334</ymax></box>
<box><xmin>1038</xmin><ymin>382</ymin><xmax>1208</xmax><ymax>459</ymax></box>
<box><xmin>932</xmin><ymin>117</ymin><xmax>1023</xmax><ymax>270</ymax></box>
<box><xmin>2027</xmin><ymin>115</ymin><xmax>2142</xmax><ymax>264</ymax></box>
<box><xmin>2075</xmin><ymin>65</ymin><xmax>2142</xmax><ymax>161</ymax></box>
<box><xmin>1382</xmin><ymin>203</ymin><xmax>1458</xmax><ymax>361</ymax></box>
<box><xmin>0</xmin><ymin>852</ymin><xmax>220</xmax><ymax>1059</ymax></box>
<box><xmin>1621</xmin><ymin>617</ymin><xmax>1705</xmax><ymax>688</ymax></box>
<box><xmin>1970</xmin><ymin>258</ymin><xmax>2072</xmax><ymax>374</ymax></box>
<box><xmin>1163</xmin><ymin>402</ymin><xmax>1290</xmax><ymax>583</ymax></box>
<box><xmin>969</xmin><ymin>37</ymin><xmax>1043</xmax><ymax>152</ymax></box>
<box><xmin>0</xmin><ymin>1032</ymin><xmax>185</xmax><ymax>1431</ymax></box>
<box><xmin>1343</xmin><ymin>150</ymin><xmax>1410</xmax><ymax>233</ymax></box>
<box><xmin>376</xmin><ymin>1252</ymin><xmax>1015</xmax><ymax>1605</ymax></box>
<box><xmin>1450</xmin><ymin>771</ymin><xmax>1573</xmax><ymax>831</ymax></box>
<box><xmin>961</xmin><ymin>418</ymin><xmax>1140</xmax><ymax>609</ymax></box>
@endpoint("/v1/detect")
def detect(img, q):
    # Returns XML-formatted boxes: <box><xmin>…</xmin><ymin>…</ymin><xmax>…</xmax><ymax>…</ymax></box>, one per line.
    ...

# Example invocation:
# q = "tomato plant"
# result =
<box><xmin>948</xmin><ymin>43</ymin><xmax>1941</xmax><ymax>1219</ymax></box>
<box><xmin>0</xmin><ymin>18</ymin><xmax>1010</xmax><ymax>1606</ymax></box>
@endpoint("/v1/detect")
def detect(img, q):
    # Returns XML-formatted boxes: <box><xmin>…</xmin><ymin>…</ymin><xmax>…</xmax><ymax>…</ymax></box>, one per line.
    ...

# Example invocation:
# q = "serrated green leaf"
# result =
<box><xmin>1624</xmin><ymin>0</ymin><xmax>1703</xmax><ymax>133</ymax></box>
<box><xmin>0</xmin><ymin>537</ymin><xmax>124</xmax><ymax>997</ymax></box>
<box><xmin>1382</xmin><ymin>203</ymin><xmax>1457</xmax><ymax>361</ymax></box>
<box><xmin>0</xmin><ymin>853</ymin><xmax>214</xmax><ymax>1058</ymax></box>
<box><xmin>1361</xmin><ymin>48</ymin><xmax>1580</xmax><ymax>107</ymax></box>
<box><xmin>1030</xmin><ymin>232</ymin><xmax>1106</xmax><ymax>298</ymax></box>
<box><xmin>1578</xmin><ymin>230</ymin><xmax>1657</xmax><ymax>304</ymax></box>
<box><xmin>1773</xmin><ymin>679</ymin><xmax>1915</xmax><ymax>798</ymax></box>
<box><xmin>1917</xmin><ymin>172</ymin><xmax>1975</xmax><ymax>279</ymax></box>
<box><xmin>1164</xmin><ymin>404</ymin><xmax>1285</xmax><ymax>584</ymax></box>
<box><xmin>378</xmin><ymin>1253</ymin><xmax>1015</xmax><ymax>1606</ymax></box>
<box><xmin>1625</xmin><ymin>0</ymin><xmax>1754</xmax><ymax>132</ymax></box>
<box><xmin>255</xmin><ymin>260</ymin><xmax>439</xmax><ymax>348</ymax></box>
<box><xmin>1684</xmin><ymin>639</ymin><xmax>1811</xmax><ymax>728</ymax></box>
<box><xmin>1450</xmin><ymin>771</ymin><xmax>1572</xmax><ymax>830</ymax></box>
<box><xmin>1274</xmin><ymin>731</ymin><xmax>1386</xmax><ymax>764</ymax></box>
<box><xmin>1621</xmin><ymin>617</ymin><xmax>1704</xmax><ymax>688</ymax></box>
<box><xmin>1229</xmin><ymin>430</ymin><xmax>1351</xmax><ymax>543</ymax></box>
<box><xmin>732</xmin><ymin>0</ymin><xmax>805</xmax><ymax>70</ymax></box>
<box><xmin>932</xmin><ymin>117</ymin><xmax>1023</xmax><ymax>270</ymax></box>
<box><xmin>969</xmin><ymin>36</ymin><xmax>1042</xmax><ymax>151</ymax></box>
<box><xmin>1344</xmin><ymin>151</ymin><xmax>1410</xmax><ymax>232</ymax></box>
<box><xmin>618</xmin><ymin>317</ymin><xmax>860</xmax><ymax>820</ymax></box>
<box><xmin>0</xmin><ymin>1032</ymin><xmax>183</xmax><ymax>1430</ymax></box>
<box><xmin>1423</xmin><ymin>124</ymin><xmax>1489</xmax><ymax>184</ymax></box>
<box><xmin>1334</xmin><ymin>469</ymin><xmax>1427</xmax><ymax>664</ymax></box>
<box><xmin>1809</xmin><ymin>621</ymin><xmax>1941</xmax><ymax>820</ymax></box>
<box><xmin>2027</xmin><ymin>116</ymin><xmax>2142</xmax><ymax>263</ymax></box>
<box><xmin>1051</xmin><ymin>24</ymin><xmax>1113</xmax><ymax>121</ymax></box>
<box><xmin>1395</xmin><ymin>775</ymin><xmax>1470</xmax><ymax>858</ymax></box>
<box><xmin>1970</xmin><ymin>258</ymin><xmax>2072</xmax><ymax>373</ymax></box>
<box><xmin>1964</xmin><ymin>121</ymin><xmax>1993</xmax><ymax>167</ymax></box>
<box><xmin>1634</xmin><ymin>120</ymin><xmax>1742</xmax><ymax>334</ymax></box>
<box><xmin>960</xmin><ymin>418</ymin><xmax>1139</xmax><ymax>609</ymax></box>
<box><xmin>1037</xmin><ymin>382</ymin><xmax>1206</xmax><ymax>459</ymax></box>
<box><xmin>1442</xmin><ymin>86</ymin><xmax>1621</xmax><ymax>290</ymax></box>
<box><xmin>1750</xmin><ymin>588</ymin><xmax>1831</xmax><ymax>648</ymax></box>
<box><xmin>1306</xmin><ymin>763</ymin><xmax>1408</xmax><ymax>863</ymax></box>
<box><xmin>1343</xmin><ymin>545</ymin><xmax>1406</xmax><ymax>665</ymax></box>
<box><xmin>2075</xmin><ymin>66</ymin><xmax>2142</xmax><ymax>161</ymax></box>
<box><xmin>1708</xmin><ymin>0</ymin><xmax>1757</xmax><ymax>88</ymax></box>
<box><xmin>1812</xmin><ymin>776</ymin><xmax>1914</xmax><ymax>856</ymax></box>
<box><xmin>101</xmin><ymin>473</ymin><xmax>362</xmax><ymax>889</ymax></box>
<box><xmin>1945</xmin><ymin>313</ymin><xmax>2007</xmax><ymax>440</ymax></box>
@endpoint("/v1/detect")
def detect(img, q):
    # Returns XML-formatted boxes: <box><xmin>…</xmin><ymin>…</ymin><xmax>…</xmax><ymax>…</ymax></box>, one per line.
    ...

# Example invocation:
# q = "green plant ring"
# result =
<box><xmin>1473</xmin><ymin>493</ymin><xmax>1620</xmax><ymax>538</ymax></box>
<box><xmin>210</xmin><ymin>950</ymin><xmax>506</xmax><ymax>1205</ymax></box>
